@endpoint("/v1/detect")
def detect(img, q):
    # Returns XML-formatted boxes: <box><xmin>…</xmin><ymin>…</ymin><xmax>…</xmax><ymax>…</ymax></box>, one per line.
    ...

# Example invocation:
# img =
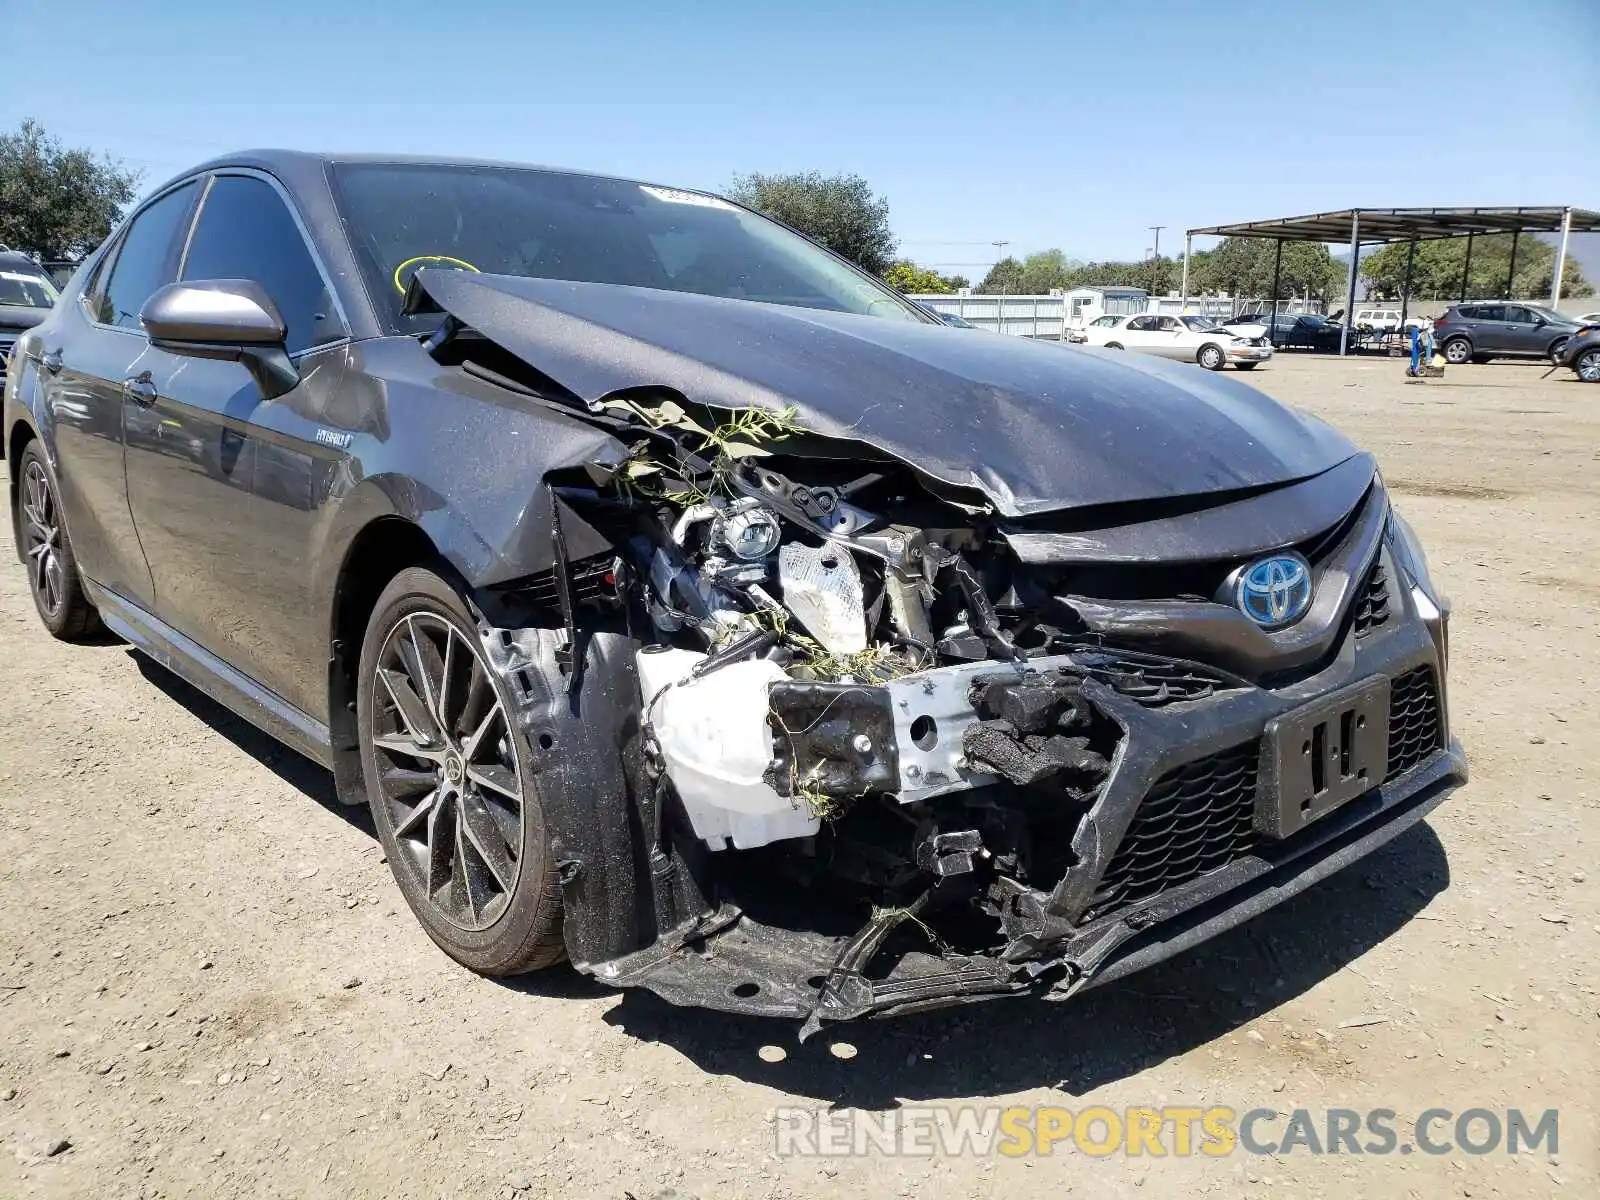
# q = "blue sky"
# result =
<box><xmin>8</xmin><ymin>0</ymin><xmax>1598</xmax><ymax>273</ymax></box>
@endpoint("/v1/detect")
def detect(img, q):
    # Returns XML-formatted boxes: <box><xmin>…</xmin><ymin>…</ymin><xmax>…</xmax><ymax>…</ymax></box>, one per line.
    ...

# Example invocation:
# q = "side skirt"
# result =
<box><xmin>85</xmin><ymin>580</ymin><xmax>336</xmax><ymax>769</ymax></box>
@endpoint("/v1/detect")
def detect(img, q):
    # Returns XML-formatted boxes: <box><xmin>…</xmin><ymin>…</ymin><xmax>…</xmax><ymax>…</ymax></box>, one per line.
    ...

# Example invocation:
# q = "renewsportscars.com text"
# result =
<box><xmin>773</xmin><ymin>1105</ymin><xmax>1558</xmax><ymax>1159</ymax></box>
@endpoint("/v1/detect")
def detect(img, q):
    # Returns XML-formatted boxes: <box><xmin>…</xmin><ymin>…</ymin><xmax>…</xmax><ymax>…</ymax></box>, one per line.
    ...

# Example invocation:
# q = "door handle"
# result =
<box><xmin>40</xmin><ymin>348</ymin><xmax>64</xmax><ymax>375</ymax></box>
<box><xmin>121</xmin><ymin>374</ymin><xmax>158</xmax><ymax>407</ymax></box>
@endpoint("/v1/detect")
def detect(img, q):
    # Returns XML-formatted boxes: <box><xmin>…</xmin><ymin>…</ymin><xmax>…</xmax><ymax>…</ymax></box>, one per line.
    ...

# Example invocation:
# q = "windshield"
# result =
<box><xmin>1180</xmin><ymin>315</ymin><xmax>1223</xmax><ymax>331</ymax></box>
<box><xmin>331</xmin><ymin>163</ymin><xmax>922</xmax><ymax>330</ymax></box>
<box><xmin>0</xmin><ymin>268</ymin><xmax>58</xmax><ymax>309</ymax></box>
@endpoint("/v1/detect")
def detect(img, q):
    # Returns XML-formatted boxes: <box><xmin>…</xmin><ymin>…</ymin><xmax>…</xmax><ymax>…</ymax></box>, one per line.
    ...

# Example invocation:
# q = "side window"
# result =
<box><xmin>1156</xmin><ymin>316</ymin><xmax>1182</xmax><ymax>331</ymax></box>
<box><xmin>1092</xmin><ymin>315</ymin><xmax>1118</xmax><ymax>327</ymax></box>
<box><xmin>1126</xmin><ymin>315</ymin><xmax>1155</xmax><ymax>332</ymax></box>
<box><xmin>98</xmin><ymin>183</ymin><xmax>199</xmax><ymax>328</ymax></box>
<box><xmin>1456</xmin><ymin>306</ymin><xmax>1480</xmax><ymax>320</ymax></box>
<box><xmin>181</xmin><ymin>175</ymin><xmax>344</xmax><ymax>356</ymax></box>
<box><xmin>1477</xmin><ymin>304</ymin><xmax>1506</xmax><ymax>321</ymax></box>
<box><xmin>1504</xmin><ymin>305</ymin><xmax>1532</xmax><ymax>324</ymax></box>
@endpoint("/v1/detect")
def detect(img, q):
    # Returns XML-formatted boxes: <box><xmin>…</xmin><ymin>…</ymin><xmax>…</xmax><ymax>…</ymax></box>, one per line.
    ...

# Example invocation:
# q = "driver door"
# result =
<box><xmin>122</xmin><ymin>171</ymin><xmax>352</xmax><ymax>720</ymax></box>
<box><xmin>1152</xmin><ymin>315</ymin><xmax>1189</xmax><ymax>358</ymax></box>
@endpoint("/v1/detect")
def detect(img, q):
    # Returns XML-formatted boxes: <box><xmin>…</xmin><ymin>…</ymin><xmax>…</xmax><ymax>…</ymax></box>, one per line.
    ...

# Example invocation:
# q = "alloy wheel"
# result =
<box><xmin>1578</xmin><ymin>349</ymin><xmax>1600</xmax><ymax>383</ymax></box>
<box><xmin>21</xmin><ymin>460</ymin><xmax>65</xmax><ymax>618</ymax></box>
<box><xmin>1548</xmin><ymin>338</ymin><xmax>1569</xmax><ymax>365</ymax></box>
<box><xmin>370</xmin><ymin>612</ymin><xmax>523</xmax><ymax>931</ymax></box>
<box><xmin>1199</xmin><ymin>345</ymin><xmax>1223</xmax><ymax>370</ymax></box>
<box><xmin>1444</xmin><ymin>340</ymin><xmax>1471</xmax><ymax>364</ymax></box>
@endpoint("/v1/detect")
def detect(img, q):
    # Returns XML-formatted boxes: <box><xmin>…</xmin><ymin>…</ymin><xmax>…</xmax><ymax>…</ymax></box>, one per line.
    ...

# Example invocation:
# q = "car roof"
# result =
<box><xmin>151</xmin><ymin>148</ymin><xmax>670</xmax><ymax>197</ymax></box>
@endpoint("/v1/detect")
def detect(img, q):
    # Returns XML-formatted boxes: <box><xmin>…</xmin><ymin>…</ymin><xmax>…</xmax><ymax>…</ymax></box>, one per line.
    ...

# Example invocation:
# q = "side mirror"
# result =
<box><xmin>141</xmin><ymin>279</ymin><xmax>298</xmax><ymax>399</ymax></box>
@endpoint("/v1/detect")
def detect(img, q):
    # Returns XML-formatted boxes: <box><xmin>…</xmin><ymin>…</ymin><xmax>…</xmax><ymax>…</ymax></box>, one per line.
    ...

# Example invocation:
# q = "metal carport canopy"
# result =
<box><xmin>1180</xmin><ymin>205</ymin><xmax>1600</xmax><ymax>354</ymax></box>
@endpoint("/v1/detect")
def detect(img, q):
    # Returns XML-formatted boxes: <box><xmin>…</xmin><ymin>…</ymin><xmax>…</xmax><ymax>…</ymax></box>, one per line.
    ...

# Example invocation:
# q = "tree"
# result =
<box><xmin>882</xmin><ymin>260</ymin><xmax>963</xmax><ymax>294</ymax></box>
<box><xmin>1018</xmin><ymin>249</ymin><xmax>1081</xmax><ymax>293</ymax></box>
<box><xmin>726</xmin><ymin>171</ymin><xmax>895</xmax><ymax>275</ymax></box>
<box><xmin>976</xmin><ymin>257</ymin><xmax>1026</xmax><ymax>294</ymax></box>
<box><xmin>1185</xmin><ymin>239</ymin><xmax>1344</xmax><ymax>304</ymax></box>
<box><xmin>0</xmin><ymin>119</ymin><xmax>140</xmax><ymax>261</ymax></box>
<box><xmin>1359</xmin><ymin>235</ymin><xmax>1592</xmax><ymax>300</ymax></box>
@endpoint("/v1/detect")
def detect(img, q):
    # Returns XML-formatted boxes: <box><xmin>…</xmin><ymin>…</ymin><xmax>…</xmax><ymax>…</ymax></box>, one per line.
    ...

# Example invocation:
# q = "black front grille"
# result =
<box><xmin>1352</xmin><ymin>559</ymin><xmax>1391</xmax><ymax>636</ymax></box>
<box><xmin>1073</xmin><ymin>652</ymin><xmax>1234</xmax><ymax>707</ymax></box>
<box><xmin>1083</xmin><ymin>740</ymin><xmax>1260</xmax><ymax>921</ymax></box>
<box><xmin>1386</xmin><ymin>667</ymin><xmax>1442</xmax><ymax>780</ymax></box>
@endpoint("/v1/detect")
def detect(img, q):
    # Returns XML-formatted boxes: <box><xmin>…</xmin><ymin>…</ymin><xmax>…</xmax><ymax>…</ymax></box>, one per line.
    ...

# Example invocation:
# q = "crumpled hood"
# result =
<box><xmin>410</xmin><ymin>271</ymin><xmax>1357</xmax><ymax>517</ymax></box>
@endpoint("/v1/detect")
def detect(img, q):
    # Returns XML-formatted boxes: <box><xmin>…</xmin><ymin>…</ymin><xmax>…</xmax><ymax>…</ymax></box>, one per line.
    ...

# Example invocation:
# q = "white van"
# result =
<box><xmin>1355</xmin><ymin>308</ymin><xmax>1402</xmax><ymax>332</ymax></box>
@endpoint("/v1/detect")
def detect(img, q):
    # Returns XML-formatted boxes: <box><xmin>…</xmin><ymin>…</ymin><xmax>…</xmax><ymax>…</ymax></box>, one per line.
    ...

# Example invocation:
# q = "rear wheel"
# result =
<box><xmin>1104</xmin><ymin>341</ymin><xmax>1124</xmax><ymax>350</ymax></box>
<box><xmin>358</xmin><ymin>567</ymin><xmax>564</xmax><ymax>975</ymax></box>
<box><xmin>1443</xmin><ymin>338</ymin><xmax>1473</xmax><ymax>365</ymax></box>
<box><xmin>1576</xmin><ymin>348</ymin><xmax>1600</xmax><ymax>383</ymax></box>
<box><xmin>1197</xmin><ymin>343</ymin><xmax>1226</xmax><ymax>371</ymax></box>
<box><xmin>17</xmin><ymin>442</ymin><xmax>101</xmax><ymax>640</ymax></box>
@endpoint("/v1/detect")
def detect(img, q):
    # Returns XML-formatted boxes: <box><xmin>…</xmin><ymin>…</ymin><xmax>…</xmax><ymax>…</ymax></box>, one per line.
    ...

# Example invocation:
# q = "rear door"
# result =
<box><xmin>122</xmin><ymin>171</ymin><xmax>351</xmax><ymax>716</ymax></box>
<box><xmin>35</xmin><ymin>181</ymin><xmax>201</xmax><ymax>610</ymax></box>
<box><xmin>1470</xmin><ymin>304</ymin><xmax>1510</xmax><ymax>351</ymax></box>
<box><xmin>1121</xmin><ymin>314</ymin><xmax>1161</xmax><ymax>352</ymax></box>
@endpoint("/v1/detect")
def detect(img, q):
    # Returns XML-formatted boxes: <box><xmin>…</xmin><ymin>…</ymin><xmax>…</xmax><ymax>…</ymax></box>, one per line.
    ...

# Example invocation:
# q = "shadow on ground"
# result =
<box><xmin>130</xmin><ymin>651</ymin><xmax>370</xmax><ymax>835</ymax></box>
<box><xmin>601</xmin><ymin>823</ymin><xmax>1449</xmax><ymax>1108</ymax></box>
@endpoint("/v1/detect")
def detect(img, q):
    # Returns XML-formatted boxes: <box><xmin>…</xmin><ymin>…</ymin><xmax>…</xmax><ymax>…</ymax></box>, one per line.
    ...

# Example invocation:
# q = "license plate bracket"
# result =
<box><xmin>1257</xmin><ymin>676</ymin><xmax>1390</xmax><ymax>838</ymax></box>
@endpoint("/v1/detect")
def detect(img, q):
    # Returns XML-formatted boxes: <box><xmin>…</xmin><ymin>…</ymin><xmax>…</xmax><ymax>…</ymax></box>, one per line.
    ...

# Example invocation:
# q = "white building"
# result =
<box><xmin>909</xmin><ymin>285</ymin><xmax>1149</xmax><ymax>340</ymax></box>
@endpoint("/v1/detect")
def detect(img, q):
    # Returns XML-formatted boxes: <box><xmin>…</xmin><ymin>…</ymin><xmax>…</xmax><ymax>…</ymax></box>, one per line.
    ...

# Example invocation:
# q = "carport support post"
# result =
<box><xmin>1269</xmin><ymin>239</ymin><xmax>1283</xmax><ymax>322</ymax></box>
<box><xmin>1505</xmin><ymin>229</ymin><xmax>1520</xmax><ymax>298</ymax></box>
<box><xmin>1460</xmin><ymin>235</ymin><xmax>1474</xmax><ymax>301</ymax></box>
<box><xmin>1550</xmin><ymin>206</ymin><xmax>1572</xmax><ymax>307</ymax></box>
<box><xmin>1339</xmin><ymin>212</ymin><xmax>1360</xmax><ymax>356</ymax></box>
<box><xmin>1400</xmin><ymin>239</ymin><xmax>1417</xmax><ymax>330</ymax></box>
<box><xmin>1180</xmin><ymin>233</ymin><xmax>1192</xmax><ymax>310</ymax></box>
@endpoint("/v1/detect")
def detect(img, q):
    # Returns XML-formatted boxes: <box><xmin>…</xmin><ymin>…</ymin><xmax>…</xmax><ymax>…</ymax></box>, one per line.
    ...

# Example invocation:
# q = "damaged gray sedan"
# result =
<box><xmin>4</xmin><ymin>152</ymin><xmax>1465</xmax><ymax>1037</ymax></box>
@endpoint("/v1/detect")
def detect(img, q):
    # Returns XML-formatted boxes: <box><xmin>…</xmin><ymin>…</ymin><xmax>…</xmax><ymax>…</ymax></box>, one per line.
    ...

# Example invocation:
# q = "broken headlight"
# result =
<box><xmin>720</xmin><ymin>502</ymin><xmax>782</xmax><ymax>560</ymax></box>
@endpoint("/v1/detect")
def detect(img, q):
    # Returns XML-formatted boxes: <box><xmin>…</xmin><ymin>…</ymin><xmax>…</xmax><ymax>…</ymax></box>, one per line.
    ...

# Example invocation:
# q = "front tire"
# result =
<box><xmin>1576</xmin><ymin>348</ymin><xmax>1600</xmax><ymax>383</ymax></box>
<box><xmin>1197</xmin><ymin>343</ymin><xmax>1226</xmax><ymax>371</ymax></box>
<box><xmin>1443</xmin><ymin>338</ymin><xmax>1473</xmax><ymax>365</ymax></box>
<box><xmin>1548</xmin><ymin>337</ymin><xmax>1570</xmax><ymax>365</ymax></box>
<box><xmin>357</xmin><ymin>566</ymin><xmax>564</xmax><ymax>975</ymax></box>
<box><xmin>1234</xmin><ymin>361</ymin><xmax>1259</xmax><ymax>370</ymax></box>
<box><xmin>17</xmin><ymin>442</ymin><xmax>101</xmax><ymax>640</ymax></box>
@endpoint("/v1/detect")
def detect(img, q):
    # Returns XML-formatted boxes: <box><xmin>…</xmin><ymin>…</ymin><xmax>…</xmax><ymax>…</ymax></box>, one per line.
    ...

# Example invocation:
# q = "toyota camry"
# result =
<box><xmin>3</xmin><ymin>152</ymin><xmax>1465</xmax><ymax>1036</ymax></box>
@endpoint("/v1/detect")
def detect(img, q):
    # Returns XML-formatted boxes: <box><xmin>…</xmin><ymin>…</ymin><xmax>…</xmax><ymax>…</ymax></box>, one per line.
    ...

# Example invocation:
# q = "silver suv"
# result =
<box><xmin>1432</xmin><ymin>302</ymin><xmax>1580</xmax><ymax>365</ymax></box>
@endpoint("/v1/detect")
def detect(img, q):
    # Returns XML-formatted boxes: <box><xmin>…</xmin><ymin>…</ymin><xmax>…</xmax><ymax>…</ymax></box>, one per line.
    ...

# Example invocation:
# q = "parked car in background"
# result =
<box><xmin>0</xmin><ymin>250</ymin><xmax>61</xmax><ymax>393</ymax></box>
<box><xmin>3</xmin><ymin>149</ymin><xmax>1461</xmax><ymax>1033</ymax></box>
<box><xmin>1223</xmin><ymin>312</ymin><xmax>1344</xmax><ymax>352</ymax></box>
<box><xmin>1431</xmin><ymin>302</ymin><xmax>1581</xmax><ymax>365</ymax></box>
<box><xmin>1082</xmin><ymin>313</ymin><xmax>1271</xmax><ymax>370</ymax></box>
<box><xmin>1558</xmin><ymin>324</ymin><xmax>1600</xmax><ymax>382</ymax></box>
<box><xmin>1573</xmin><ymin>312</ymin><xmax>1600</xmax><ymax>327</ymax></box>
<box><xmin>1355</xmin><ymin>308</ymin><xmax>1402</xmax><ymax>333</ymax></box>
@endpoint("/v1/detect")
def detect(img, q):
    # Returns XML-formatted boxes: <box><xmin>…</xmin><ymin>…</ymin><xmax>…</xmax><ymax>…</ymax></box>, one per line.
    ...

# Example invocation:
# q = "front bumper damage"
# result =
<box><xmin>536</xmin><ymin>594</ymin><xmax>1462</xmax><ymax>1038</ymax></box>
<box><xmin>411</xmin><ymin>271</ymin><xmax>1464</xmax><ymax>1036</ymax></box>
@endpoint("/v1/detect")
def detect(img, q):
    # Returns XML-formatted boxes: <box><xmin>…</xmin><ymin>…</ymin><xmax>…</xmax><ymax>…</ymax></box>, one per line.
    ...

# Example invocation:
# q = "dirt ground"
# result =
<box><xmin>1</xmin><ymin>353</ymin><xmax>1595</xmax><ymax>1199</ymax></box>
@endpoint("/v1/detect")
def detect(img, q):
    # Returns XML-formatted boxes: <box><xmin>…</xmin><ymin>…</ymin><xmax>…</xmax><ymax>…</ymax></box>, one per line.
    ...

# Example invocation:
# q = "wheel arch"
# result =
<box><xmin>324</xmin><ymin>514</ymin><xmax>448</xmax><ymax>805</ymax></box>
<box><xmin>6</xmin><ymin>417</ymin><xmax>40</xmax><ymax>562</ymax></box>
